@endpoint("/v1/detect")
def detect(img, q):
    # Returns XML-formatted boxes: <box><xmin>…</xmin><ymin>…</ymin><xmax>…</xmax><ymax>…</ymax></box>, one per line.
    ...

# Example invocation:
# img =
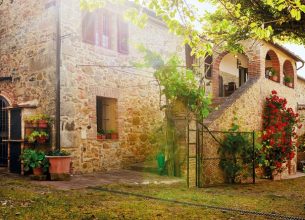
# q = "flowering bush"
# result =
<box><xmin>259</xmin><ymin>90</ymin><xmax>301</xmax><ymax>177</ymax></box>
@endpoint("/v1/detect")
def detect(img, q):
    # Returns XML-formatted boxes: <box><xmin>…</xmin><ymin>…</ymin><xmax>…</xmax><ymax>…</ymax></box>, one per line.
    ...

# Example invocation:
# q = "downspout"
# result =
<box><xmin>297</xmin><ymin>61</ymin><xmax>304</xmax><ymax>71</ymax></box>
<box><xmin>55</xmin><ymin>0</ymin><xmax>61</xmax><ymax>150</ymax></box>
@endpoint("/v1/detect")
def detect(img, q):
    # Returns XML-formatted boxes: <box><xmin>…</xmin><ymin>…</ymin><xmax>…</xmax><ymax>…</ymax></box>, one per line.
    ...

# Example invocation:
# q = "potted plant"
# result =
<box><xmin>283</xmin><ymin>76</ymin><xmax>293</xmax><ymax>88</ymax></box>
<box><xmin>24</xmin><ymin>115</ymin><xmax>38</xmax><ymax>128</ymax></box>
<box><xmin>46</xmin><ymin>150</ymin><xmax>71</xmax><ymax>179</ymax></box>
<box><xmin>105</xmin><ymin>130</ymin><xmax>112</xmax><ymax>139</ymax></box>
<box><xmin>37</xmin><ymin>114</ymin><xmax>51</xmax><ymax>128</ymax></box>
<box><xmin>24</xmin><ymin>114</ymin><xmax>51</xmax><ymax>128</ymax></box>
<box><xmin>20</xmin><ymin>149</ymin><xmax>49</xmax><ymax>176</ymax></box>
<box><xmin>268</xmin><ymin>68</ymin><xmax>278</xmax><ymax>82</ymax></box>
<box><xmin>111</xmin><ymin>129</ymin><xmax>119</xmax><ymax>140</ymax></box>
<box><xmin>97</xmin><ymin>129</ymin><xmax>106</xmax><ymax>140</ymax></box>
<box><xmin>36</xmin><ymin>131</ymin><xmax>49</xmax><ymax>144</ymax></box>
<box><xmin>26</xmin><ymin>131</ymin><xmax>49</xmax><ymax>144</ymax></box>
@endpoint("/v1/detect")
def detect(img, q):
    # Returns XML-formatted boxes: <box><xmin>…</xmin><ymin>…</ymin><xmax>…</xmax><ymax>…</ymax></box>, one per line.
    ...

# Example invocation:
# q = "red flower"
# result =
<box><xmin>271</xmin><ymin>90</ymin><xmax>277</xmax><ymax>95</ymax></box>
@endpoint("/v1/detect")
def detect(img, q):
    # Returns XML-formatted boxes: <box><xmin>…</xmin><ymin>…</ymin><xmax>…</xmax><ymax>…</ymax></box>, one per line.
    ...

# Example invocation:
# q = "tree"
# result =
<box><xmin>80</xmin><ymin>0</ymin><xmax>305</xmax><ymax>59</ymax></box>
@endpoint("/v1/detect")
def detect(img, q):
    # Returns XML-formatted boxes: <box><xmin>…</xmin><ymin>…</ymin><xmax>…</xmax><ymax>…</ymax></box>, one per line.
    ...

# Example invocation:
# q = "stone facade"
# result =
<box><xmin>0</xmin><ymin>0</ymin><xmax>184</xmax><ymax>174</ymax></box>
<box><xmin>2</xmin><ymin>0</ymin><xmax>305</xmax><ymax>178</ymax></box>
<box><xmin>200</xmin><ymin>40</ymin><xmax>304</xmax><ymax>183</ymax></box>
<box><xmin>0</xmin><ymin>1</ymin><xmax>57</xmax><ymax>141</ymax></box>
<box><xmin>0</xmin><ymin>0</ymin><xmax>56</xmax><ymax>111</ymax></box>
<box><xmin>59</xmin><ymin>0</ymin><xmax>185</xmax><ymax>173</ymax></box>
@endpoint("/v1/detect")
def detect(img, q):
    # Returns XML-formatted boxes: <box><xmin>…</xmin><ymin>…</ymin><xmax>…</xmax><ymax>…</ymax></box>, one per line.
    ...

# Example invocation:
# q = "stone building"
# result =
<box><xmin>0</xmin><ymin>0</ymin><xmax>184</xmax><ymax>174</ymax></box>
<box><xmin>197</xmin><ymin>40</ymin><xmax>305</xmax><ymax>184</ymax></box>
<box><xmin>0</xmin><ymin>0</ymin><xmax>57</xmax><ymax>173</ymax></box>
<box><xmin>1</xmin><ymin>0</ymin><xmax>305</xmax><ymax>179</ymax></box>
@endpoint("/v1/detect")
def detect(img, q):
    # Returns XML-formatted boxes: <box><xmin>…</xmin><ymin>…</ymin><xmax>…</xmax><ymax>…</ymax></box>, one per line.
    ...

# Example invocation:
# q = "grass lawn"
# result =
<box><xmin>0</xmin><ymin>175</ymin><xmax>304</xmax><ymax>219</ymax></box>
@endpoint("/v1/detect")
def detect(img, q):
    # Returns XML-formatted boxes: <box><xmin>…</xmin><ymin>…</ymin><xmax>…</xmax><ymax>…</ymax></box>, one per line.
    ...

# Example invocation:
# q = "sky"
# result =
<box><xmin>189</xmin><ymin>0</ymin><xmax>305</xmax><ymax>76</ymax></box>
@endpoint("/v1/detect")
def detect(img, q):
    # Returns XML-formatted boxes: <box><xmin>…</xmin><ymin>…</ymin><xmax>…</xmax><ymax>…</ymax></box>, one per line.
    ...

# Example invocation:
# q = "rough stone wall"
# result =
<box><xmin>0</xmin><ymin>0</ymin><xmax>57</xmax><ymax>142</ymax></box>
<box><xmin>60</xmin><ymin>0</ymin><xmax>185</xmax><ymax>173</ymax></box>
<box><xmin>202</xmin><ymin>78</ymin><xmax>298</xmax><ymax>184</ymax></box>
<box><xmin>296</xmin><ymin>77</ymin><xmax>305</xmax><ymax>135</ymax></box>
<box><xmin>201</xmin><ymin>40</ymin><xmax>301</xmax><ymax>184</ymax></box>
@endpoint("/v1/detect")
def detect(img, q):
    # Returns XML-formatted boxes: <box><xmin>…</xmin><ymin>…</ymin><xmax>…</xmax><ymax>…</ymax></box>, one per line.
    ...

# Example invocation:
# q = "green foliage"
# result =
<box><xmin>153</xmin><ymin>55</ymin><xmax>211</xmax><ymax>120</ymax></box>
<box><xmin>47</xmin><ymin>150</ymin><xmax>71</xmax><ymax>156</ymax></box>
<box><xmin>97</xmin><ymin>129</ymin><xmax>105</xmax><ymax>135</ymax></box>
<box><xmin>24</xmin><ymin>114</ymin><xmax>52</xmax><ymax>124</ymax></box>
<box><xmin>81</xmin><ymin>0</ymin><xmax>305</xmax><ymax>59</ymax></box>
<box><xmin>218</xmin><ymin>121</ymin><xmax>253</xmax><ymax>183</ymax></box>
<box><xmin>283</xmin><ymin>75</ymin><xmax>292</xmax><ymax>83</ymax></box>
<box><xmin>20</xmin><ymin>149</ymin><xmax>49</xmax><ymax>172</ymax></box>
<box><xmin>267</xmin><ymin>68</ymin><xmax>277</xmax><ymax>77</ymax></box>
<box><xmin>298</xmin><ymin>133</ymin><xmax>305</xmax><ymax>152</ymax></box>
<box><xmin>26</xmin><ymin>131</ymin><xmax>49</xmax><ymax>143</ymax></box>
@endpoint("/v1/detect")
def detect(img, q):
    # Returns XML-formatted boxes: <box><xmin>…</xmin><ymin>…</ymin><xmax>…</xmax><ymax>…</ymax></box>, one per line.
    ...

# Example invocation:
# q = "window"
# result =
<box><xmin>82</xmin><ymin>10</ymin><xmax>111</xmax><ymax>49</ymax></box>
<box><xmin>96</xmin><ymin>97</ymin><xmax>117</xmax><ymax>134</ymax></box>
<box><xmin>117</xmin><ymin>16</ymin><xmax>129</xmax><ymax>54</ymax></box>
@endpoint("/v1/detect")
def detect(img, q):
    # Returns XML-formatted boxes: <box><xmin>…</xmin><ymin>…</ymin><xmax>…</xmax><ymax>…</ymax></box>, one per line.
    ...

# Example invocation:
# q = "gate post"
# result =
<box><xmin>252</xmin><ymin>131</ymin><xmax>256</xmax><ymax>184</ymax></box>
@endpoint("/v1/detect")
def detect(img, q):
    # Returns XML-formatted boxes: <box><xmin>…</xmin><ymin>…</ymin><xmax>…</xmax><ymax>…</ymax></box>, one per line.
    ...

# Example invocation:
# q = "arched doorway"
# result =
<box><xmin>219</xmin><ymin>53</ymin><xmax>249</xmax><ymax>97</ymax></box>
<box><xmin>0</xmin><ymin>97</ymin><xmax>9</xmax><ymax>167</ymax></box>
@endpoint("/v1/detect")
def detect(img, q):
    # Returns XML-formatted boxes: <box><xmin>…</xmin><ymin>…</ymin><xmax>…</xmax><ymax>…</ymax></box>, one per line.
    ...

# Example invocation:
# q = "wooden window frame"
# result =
<box><xmin>117</xmin><ymin>16</ymin><xmax>129</xmax><ymax>54</ymax></box>
<box><xmin>82</xmin><ymin>9</ymin><xmax>111</xmax><ymax>49</ymax></box>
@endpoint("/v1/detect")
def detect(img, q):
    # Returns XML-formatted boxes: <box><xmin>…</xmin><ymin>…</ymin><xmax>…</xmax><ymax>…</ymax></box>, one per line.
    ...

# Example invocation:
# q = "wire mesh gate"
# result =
<box><xmin>187</xmin><ymin>121</ymin><xmax>256</xmax><ymax>187</ymax></box>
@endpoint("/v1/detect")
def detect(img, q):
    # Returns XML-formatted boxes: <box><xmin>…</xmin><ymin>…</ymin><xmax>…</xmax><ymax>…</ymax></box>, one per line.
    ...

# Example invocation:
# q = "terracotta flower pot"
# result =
<box><xmin>38</xmin><ymin>119</ymin><xmax>48</xmax><ymax>128</ymax></box>
<box><xmin>106</xmin><ymin>133</ymin><xmax>112</xmax><ymax>139</ymax></box>
<box><xmin>33</xmin><ymin>167</ymin><xmax>43</xmax><ymax>176</ymax></box>
<box><xmin>37</xmin><ymin>136</ymin><xmax>47</xmax><ymax>144</ymax></box>
<box><xmin>288</xmin><ymin>82</ymin><xmax>293</xmax><ymax>88</ymax></box>
<box><xmin>271</xmin><ymin>75</ymin><xmax>278</xmax><ymax>82</ymax></box>
<box><xmin>46</xmin><ymin>156</ymin><xmax>71</xmax><ymax>174</ymax></box>
<box><xmin>97</xmin><ymin>134</ymin><xmax>106</xmax><ymax>140</ymax></box>
<box><xmin>25</xmin><ymin>121</ymin><xmax>33</xmax><ymax>128</ymax></box>
<box><xmin>111</xmin><ymin>133</ymin><xmax>119</xmax><ymax>140</ymax></box>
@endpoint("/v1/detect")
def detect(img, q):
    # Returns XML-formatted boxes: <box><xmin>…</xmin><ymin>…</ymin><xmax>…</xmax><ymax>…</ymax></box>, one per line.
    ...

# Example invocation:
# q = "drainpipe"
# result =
<box><xmin>297</xmin><ymin>61</ymin><xmax>304</xmax><ymax>71</ymax></box>
<box><xmin>55</xmin><ymin>0</ymin><xmax>61</xmax><ymax>150</ymax></box>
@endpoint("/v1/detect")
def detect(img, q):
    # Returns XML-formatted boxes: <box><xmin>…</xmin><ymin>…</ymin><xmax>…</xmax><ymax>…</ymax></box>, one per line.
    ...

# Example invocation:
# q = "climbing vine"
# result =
<box><xmin>136</xmin><ymin>47</ymin><xmax>211</xmax><ymax>177</ymax></box>
<box><xmin>259</xmin><ymin>90</ymin><xmax>301</xmax><ymax>177</ymax></box>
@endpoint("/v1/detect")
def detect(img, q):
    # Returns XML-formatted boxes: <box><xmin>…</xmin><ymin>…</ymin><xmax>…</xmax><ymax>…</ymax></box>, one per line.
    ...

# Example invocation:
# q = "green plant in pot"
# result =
<box><xmin>97</xmin><ymin>129</ymin><xmax>106</xmax><ymax>140</ymax></box>
<box><xmin>110</xmin><ymin>129</ymin><xmax>118</xmax><ymax>139</ymax></box>
<box><xmin>20</xmin><ymin>149</ymin><xmax>49</xmax><ymax>176</ymax></box>
<box><xmin>37</xmin><ymin>114</ymin><xmax>51</xmax><ymax>128</ymax></box>
<box><xmin>268</xmin><ymin>68</ymin><xmax>278</xmax><ymax>82</ymax></box>
<box><xmin>24</xmin><ymin>115</ymin><xmax>39</xmax><ymax>128</ymax></box>
<box><xmin>24</xmin><ymin>114</ymin><xmax>52</xmax><ymax>128</ymax></box>
<box><xmin>46</xmin><ymin>150</ymin><xmax>72</xmax><ymax>180</ymax></box>
<box><xmin>283</xmin><ymin>75</ymin><xmax>293</xmax><ymax>87</ymax></box>
<box><xmin>26</xmin><ymin>131</ymin><xmax>49</xmax><ymax>144</ymax></box>
<box><xmin>105</xmin><ymin>130</ymin><xmax>112</xmax><ymax>139</ymax></box>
